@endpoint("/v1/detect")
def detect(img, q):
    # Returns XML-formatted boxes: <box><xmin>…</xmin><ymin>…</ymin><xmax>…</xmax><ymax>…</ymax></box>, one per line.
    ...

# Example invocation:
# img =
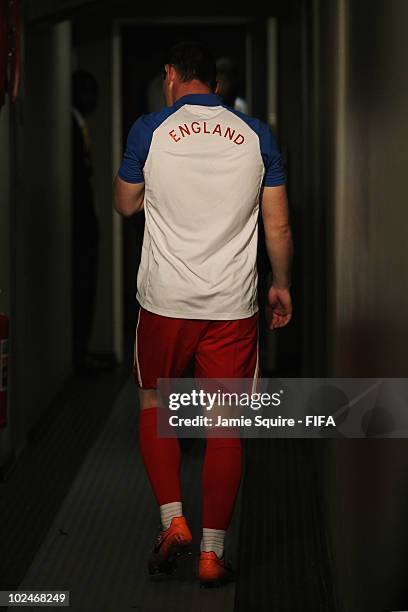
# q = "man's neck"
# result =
<box><xmin>173</xmin><ymin>82</ymin><xmax>214</xmax><ymax>104</ymax></box>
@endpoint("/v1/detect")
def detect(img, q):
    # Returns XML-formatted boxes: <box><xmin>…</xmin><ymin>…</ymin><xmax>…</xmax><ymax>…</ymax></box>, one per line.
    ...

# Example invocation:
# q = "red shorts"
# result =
<box><xmin>134</xmin><ymin>306</ymin><xmax>259</xmax><ymax>389</ymax></box>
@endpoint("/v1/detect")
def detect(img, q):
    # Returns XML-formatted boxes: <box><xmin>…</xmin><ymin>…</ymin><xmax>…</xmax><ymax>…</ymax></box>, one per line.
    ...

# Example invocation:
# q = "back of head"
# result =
<box><xmin>72</xmin><ymin>70</ymin><xmax>98</xmax><ymax>116</ymax></box>
<box><xmin>164</xmin><ymin>41</ymin><xmax>217</xmax><ymax>91</ymax></box>
<box><xmin>216</xmin><ymin>56</ymin><xmax>239</xmax><ymax>106</ymax></box>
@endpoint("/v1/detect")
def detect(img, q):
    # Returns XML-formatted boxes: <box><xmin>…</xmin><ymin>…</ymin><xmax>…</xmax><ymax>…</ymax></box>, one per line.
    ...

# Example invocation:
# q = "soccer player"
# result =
<box><xmin>114</xmin><ymin>41</ymin><xmax>293</xmax><ymax>587</ymax></box>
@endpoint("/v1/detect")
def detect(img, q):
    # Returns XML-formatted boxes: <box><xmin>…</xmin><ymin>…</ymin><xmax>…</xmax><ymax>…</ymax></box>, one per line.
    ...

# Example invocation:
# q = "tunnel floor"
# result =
<box><xmin>1</xmin><ymin>369</ymin><xmax>336</xmax><ymax>612</ymax></box>
<box><xmin>1</xmin><ymin>377</ymin><xmax>240</xmax><ymax>612</ymax></box>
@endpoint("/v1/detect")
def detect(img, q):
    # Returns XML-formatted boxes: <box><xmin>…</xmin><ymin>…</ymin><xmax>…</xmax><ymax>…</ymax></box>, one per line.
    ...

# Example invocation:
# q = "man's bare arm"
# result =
<box><xmin>260</xmin><ymin>184</ymin><xmax>293</xmax><ymax>329</ymax></box>
<box><xmin>261</xmin><ymin>184</ymin><xmax>293</xmax><ymax>288</ymax></box>
<box><xmin>113</xmin><ymin>175</ymin><xmax>145</xmax><ymax>217</ymax></box>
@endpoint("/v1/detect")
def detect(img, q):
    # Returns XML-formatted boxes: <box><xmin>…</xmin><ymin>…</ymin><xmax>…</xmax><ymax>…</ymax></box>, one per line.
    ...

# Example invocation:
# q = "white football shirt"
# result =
<box><xmin>118</xmin><ymin>93</ymin><xmax>285</xmax><ymax>320</ymax></box>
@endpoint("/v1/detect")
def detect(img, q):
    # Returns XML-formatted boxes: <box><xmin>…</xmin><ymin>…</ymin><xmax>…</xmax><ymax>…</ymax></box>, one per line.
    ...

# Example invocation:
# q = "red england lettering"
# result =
<box><xmin>191</xmin><ymin>121</ymin><xmax>201</xmax><ymax>134</ymax></box>
<box><xmin>169</xmin><ymin>129</ymin><xmax>180</xmax><ymax>143</ymax></box>
<box><xmin>213</xmin><ymin>124</ymin><xmax>222</xmax><ymax>136</ymax></box>
<box><xmin>179</xmin><ymin>124</ymin><xmax>191</xmax><ymax>138</ymax></box>
<box><xmin>224</xmin><ymin>127</ymin><xmax>236</xmax><ymax>140</ymax></box>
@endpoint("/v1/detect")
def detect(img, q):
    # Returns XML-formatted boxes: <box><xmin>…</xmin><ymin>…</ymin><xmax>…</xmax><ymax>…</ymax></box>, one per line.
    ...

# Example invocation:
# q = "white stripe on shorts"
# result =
<box><xmin>134</xmin><ymin>308</ymin><xmax>143</xmax><ymax>387</ymax></box>
<box><xmin>251</xmin><ymin>317</ymin><xmax>260</xmax><ymax>395</ymax></box>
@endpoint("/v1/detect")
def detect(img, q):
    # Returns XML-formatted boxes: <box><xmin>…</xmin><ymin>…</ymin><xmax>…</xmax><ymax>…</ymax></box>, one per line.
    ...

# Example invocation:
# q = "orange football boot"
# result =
<box><xmin>148</xmin><ymin>516</ymin><xmax>193</xmax><ymax>575</ymax></box>
<box><xmin>198</xmin><ymin>551</ymin><xmax>235</xmax><ymax>587</ymax></box>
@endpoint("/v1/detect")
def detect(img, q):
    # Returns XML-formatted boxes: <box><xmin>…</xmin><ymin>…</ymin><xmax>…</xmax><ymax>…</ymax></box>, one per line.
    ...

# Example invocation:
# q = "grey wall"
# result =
<box><xmin>332</xmin><ymin>0</ymin><xmax>408</xmax><ymax>378</ymax></box>
<box><xmin>73</xmin><ymin>20</ymin><xmax>115</xmax><ymax>355</ymax></box>
<box><xmin>0</xmin><ymin>102</ymin><xmax>10</xmax><ymax>314</ymax></box>
<box><xmin>314</xmin><ymin>1</ymin><xmax>408</xmax><ymax>610</ymax></box>
<box><xmin>0</xmin><ymin>98</ymin><xmax>11</xmax><ymax>463</ymax></box>
<box><xmin>10</xmin><ymin>20</ymin><xmax>72</xmax><ymax>452</ymax></box>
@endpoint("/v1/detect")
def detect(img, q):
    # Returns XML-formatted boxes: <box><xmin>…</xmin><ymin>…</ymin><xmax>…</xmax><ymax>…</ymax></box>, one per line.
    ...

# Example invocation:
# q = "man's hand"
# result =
<box><xmin>261</xmin><ymin>184</ymin><xmax>293</xmax><ymax>330</ymax></box>
<box><xmin>265</xmin><ymin>285</ymin><xmax>292</xmax><ymax>330</ymax></box>
<box><xmin>113</xmin><ymin>175</ymin><xmax>145</xmax><ymax>217</ymax></box>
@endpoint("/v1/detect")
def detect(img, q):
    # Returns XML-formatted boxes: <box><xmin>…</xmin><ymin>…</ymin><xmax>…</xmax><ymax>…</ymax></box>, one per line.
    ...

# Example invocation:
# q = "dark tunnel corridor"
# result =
<box><xmin>1</xmin><ymin>3</ymin><xmax>408</xmax><ymax>612</ymax></box>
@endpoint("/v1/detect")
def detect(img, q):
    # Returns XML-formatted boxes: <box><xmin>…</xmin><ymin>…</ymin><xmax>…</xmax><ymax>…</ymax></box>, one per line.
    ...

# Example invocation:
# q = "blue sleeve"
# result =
<box><xmin>258</xmin><ymin>122</ymin><xmax>286</xmax><ymax>187</ymax></box>
<box><xmin>117</xmin><ymin>115</ymin><xmax>153</xmax><ymax>183</ymax></box>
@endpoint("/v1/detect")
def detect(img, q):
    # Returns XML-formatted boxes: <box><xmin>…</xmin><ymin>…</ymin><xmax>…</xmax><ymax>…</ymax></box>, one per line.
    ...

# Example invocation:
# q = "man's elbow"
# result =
<box><xmin>264</xmin><ymin>221</ymin><xmax>292</xmax><ymax>239</ymax></box>
<box><xmin>113</xmin><ymin>196</ymin><xmax>128</xmax><ymax>217</ymax></box>
<box><xmin>113</xmin><ymin>199</ymin><xmax>136</xmax><ymax>217</ymax></box>
<box><xmin>113</xmin><ymin>182</ymin><xmax>143</xmax><ymax>217</ymax></box>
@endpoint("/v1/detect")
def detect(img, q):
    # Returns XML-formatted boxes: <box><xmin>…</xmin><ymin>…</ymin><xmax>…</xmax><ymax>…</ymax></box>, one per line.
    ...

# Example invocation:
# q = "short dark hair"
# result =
<box><xmin>164</xmin><ymin>41</ymin><xmax>217</xmax><ymax>90</ymax></box>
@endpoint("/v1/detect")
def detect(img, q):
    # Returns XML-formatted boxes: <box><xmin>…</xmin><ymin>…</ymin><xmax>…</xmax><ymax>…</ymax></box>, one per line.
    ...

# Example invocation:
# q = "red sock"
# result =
<box><xmin>138</xmin><ymin>406</ymin><xmax>181</xmax><ymax>506</ymax></box>
<box><xmin>202</xmin><ymin>437</ymin><xmax>243</xmax><ymax>530</ymax></box>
